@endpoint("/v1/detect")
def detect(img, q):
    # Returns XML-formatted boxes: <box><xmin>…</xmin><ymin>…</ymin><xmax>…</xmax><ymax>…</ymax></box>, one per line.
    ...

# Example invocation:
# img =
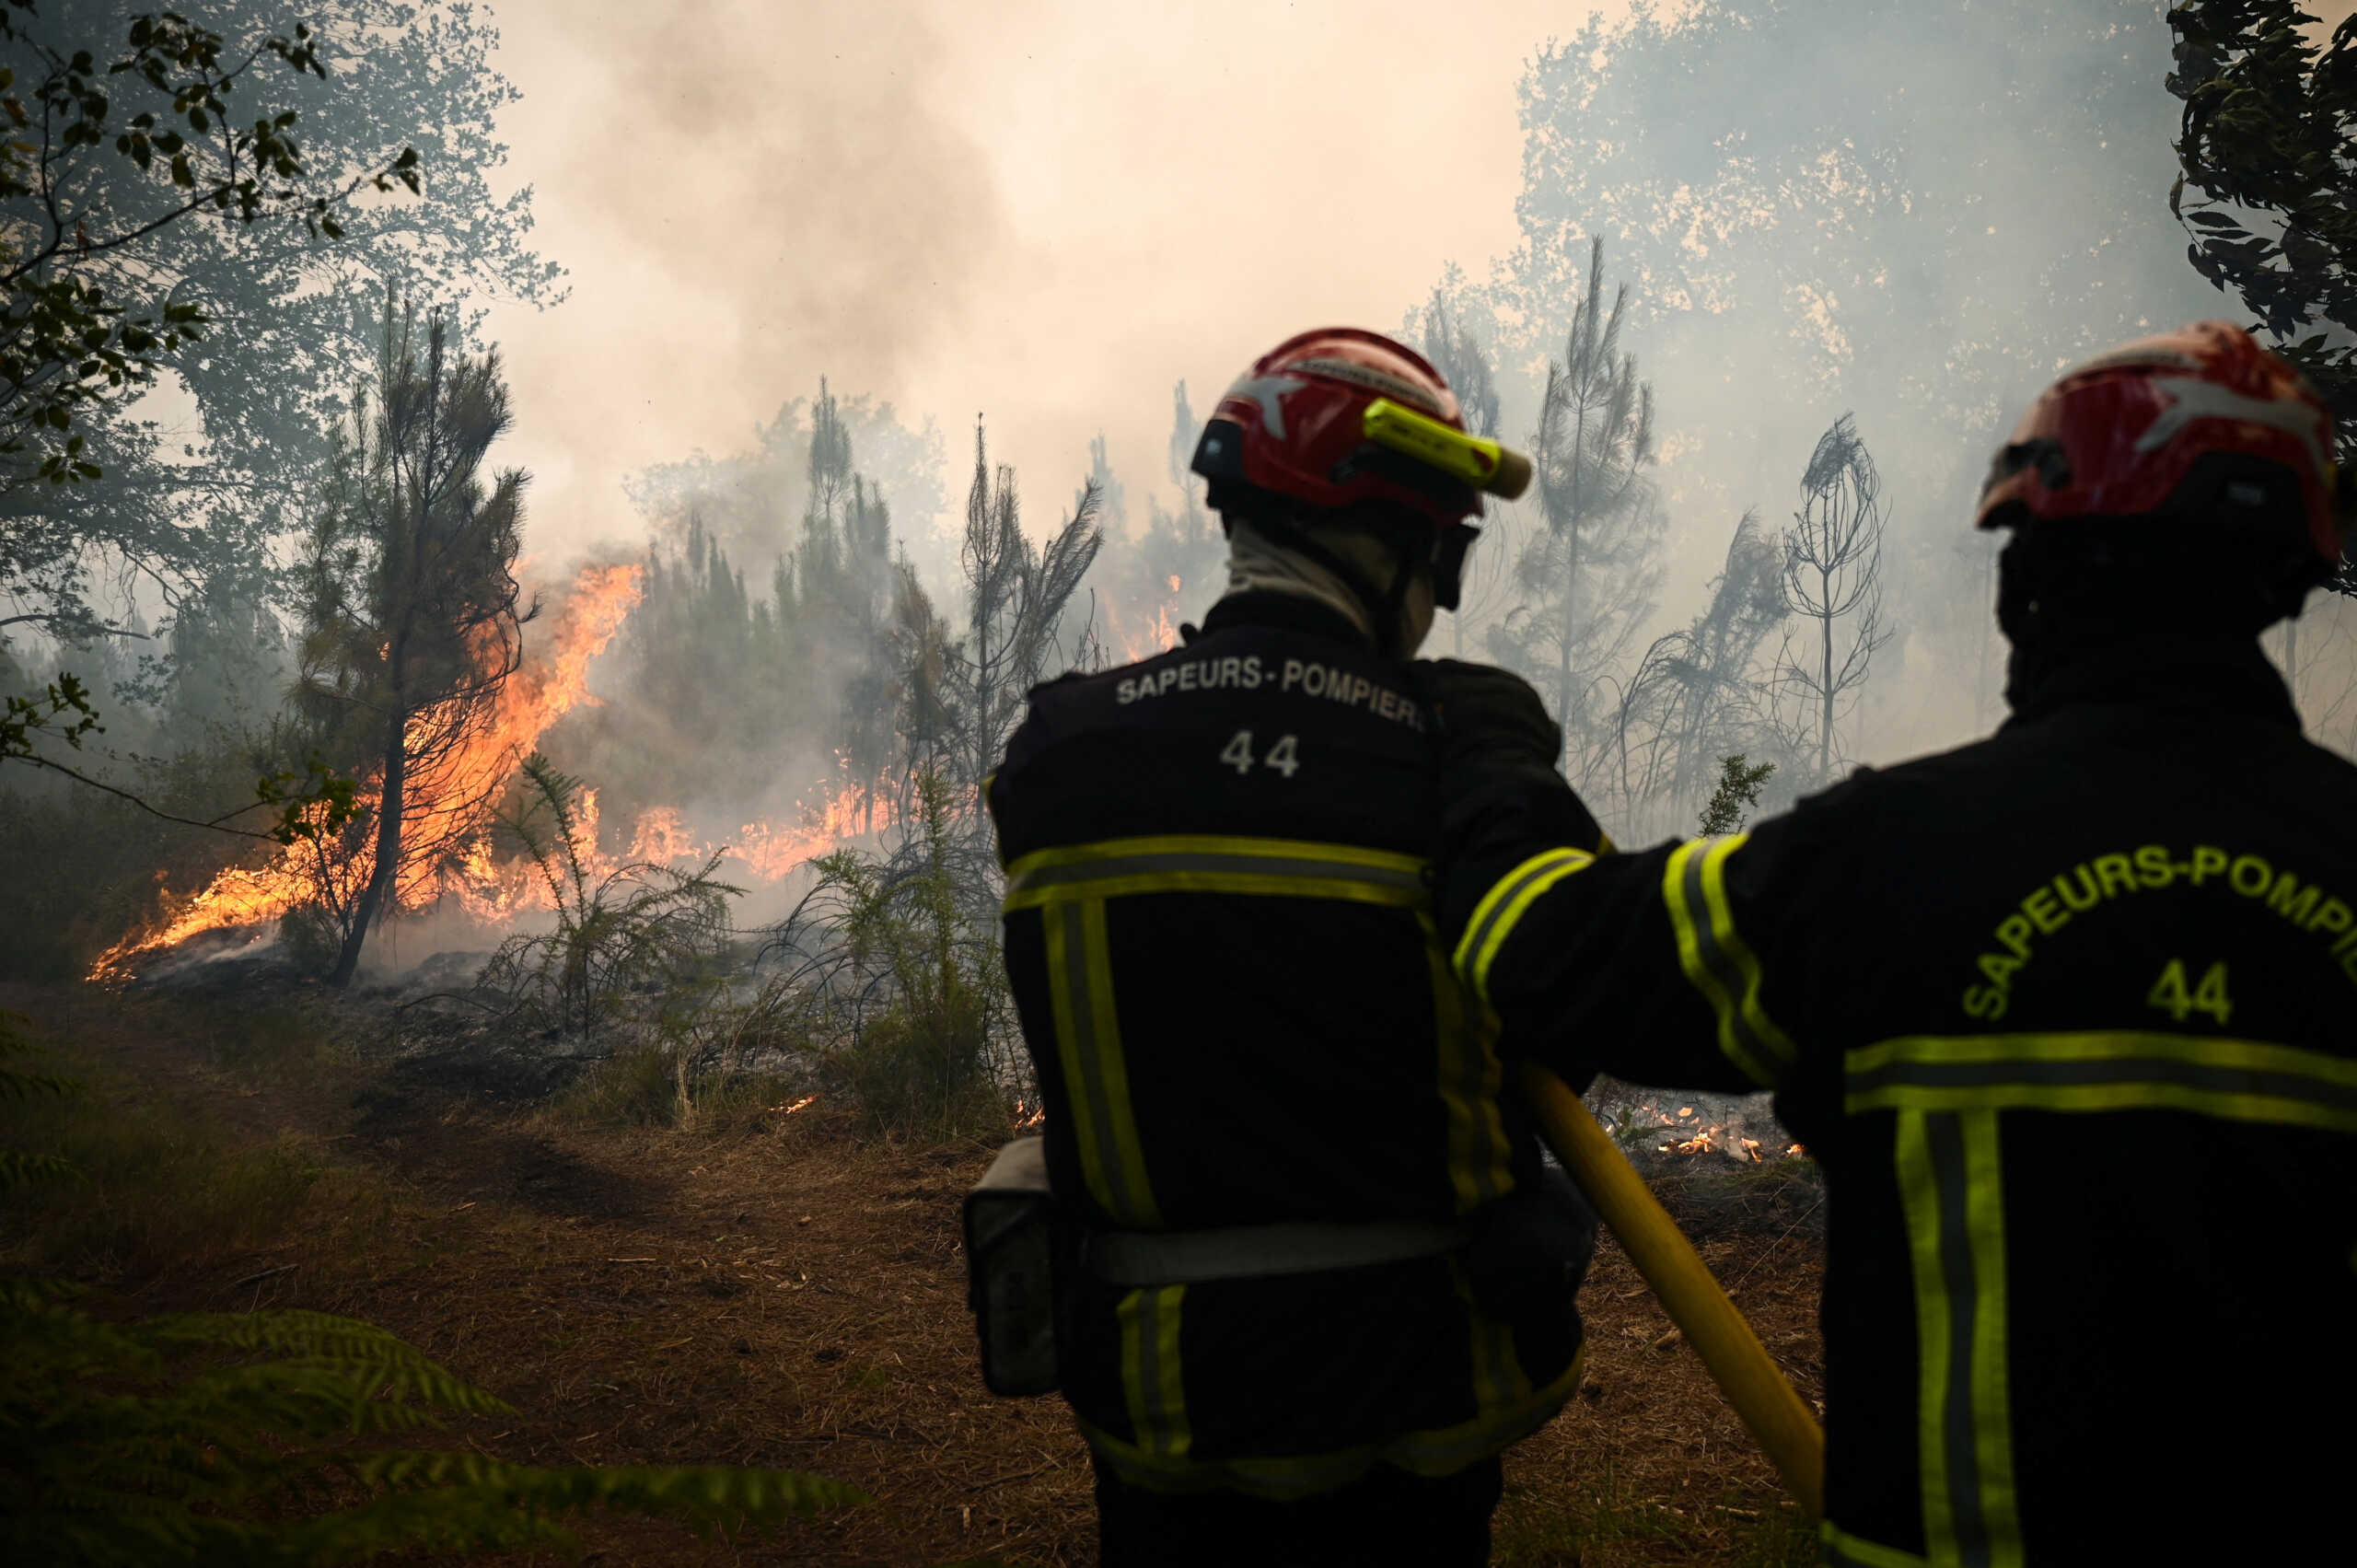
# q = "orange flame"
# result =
<box><xmin>92</xmin><ymin>562</ymin><xmax>930</xmax><ymax>981</ymax></box>
<box><xmin>90</xmin><ymin>563</ymin><xmax>647</xmax><ymax>980</ymax></box>
<box><xmin>733</xmin><ymin>790</ymin><xmax>899</xmax><ymax>881</ymax></box>
<box><xmin>1108</xmin><ymin>581</ymin><xmax>1184</xmax><ymax>664</ymax></box>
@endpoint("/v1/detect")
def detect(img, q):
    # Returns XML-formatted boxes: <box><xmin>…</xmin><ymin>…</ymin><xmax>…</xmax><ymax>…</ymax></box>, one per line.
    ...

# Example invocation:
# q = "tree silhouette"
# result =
<box><xmin>1774</xmin><ymin>413</ymin><xmax>1890</xmax><ymax>782</ymax></box>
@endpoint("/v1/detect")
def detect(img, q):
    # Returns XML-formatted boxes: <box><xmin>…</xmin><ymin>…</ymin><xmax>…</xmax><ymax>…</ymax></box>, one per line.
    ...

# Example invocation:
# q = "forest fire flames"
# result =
<box><xmin>88</xmin><ymin>563</ymin><xmax>647</xmax><ymax>978</ymax></box>
<box><xmin>88</xmin><ymin>564</ymin><xmax>910</xmax><ymax>982</ymax></box>
<box><xmin>1110</xmin><ymin>574</ymin><xmax>1185</xmax><ymax>663</ymax></box>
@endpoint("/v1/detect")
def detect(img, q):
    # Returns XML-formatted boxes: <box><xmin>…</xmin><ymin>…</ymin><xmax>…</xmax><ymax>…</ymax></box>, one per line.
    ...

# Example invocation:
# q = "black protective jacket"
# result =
<box><xmin>1440</xmin><ymin>636</ymin><xmax>2357</xmax><ymax>1564</ymax></box>
<box><xmin>987</xmin><ymin>593</ymin><xmax>1587</xmax><ymax>1497</ymax></box>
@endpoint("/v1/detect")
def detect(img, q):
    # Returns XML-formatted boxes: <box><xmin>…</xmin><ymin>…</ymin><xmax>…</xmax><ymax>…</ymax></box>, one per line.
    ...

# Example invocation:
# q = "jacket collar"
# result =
<box><xmin>2003</xmin><ymin>632</ymin><xmax>2301</xmax><ymax>733</ymax></box>
<box><xmin>1193</xmin><ymin>589</ymin><xmax>1374</xmax><ymax>651</ymax></box>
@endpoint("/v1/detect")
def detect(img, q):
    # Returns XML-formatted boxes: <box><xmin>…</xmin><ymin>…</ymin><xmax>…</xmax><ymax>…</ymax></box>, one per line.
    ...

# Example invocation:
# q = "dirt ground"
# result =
<box><xmin>0</xmin><ymin>981</ymin><xmax>1825</xmax><ymax>1566</ymax></box>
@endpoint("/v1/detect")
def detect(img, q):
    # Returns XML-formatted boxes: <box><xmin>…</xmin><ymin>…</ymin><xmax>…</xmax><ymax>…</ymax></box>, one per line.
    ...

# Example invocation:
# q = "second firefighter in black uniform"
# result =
<box><xmin>1435</xmin><ymin>321</ymin><xmax>2357</xmax><ymax>1565</ymax></box>
<box><xmin>987</xmin><ymin>329</ymin><xmax>1597</xmax><ymax>1564</ymax></box>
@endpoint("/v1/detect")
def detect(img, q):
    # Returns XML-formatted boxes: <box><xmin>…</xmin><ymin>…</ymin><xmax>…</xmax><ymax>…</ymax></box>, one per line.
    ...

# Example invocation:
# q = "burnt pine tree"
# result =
<box><xmin>1138</xmin><ymin>381</ymin><xmax>1224</xmax><ymax>621</ymax></box>
<box><xmin>296</xmin><ymin>297</ymin><xmax>530</xmax><ymax>987</ymax></box>
<box><xmin>1777</xmin><ymin>414</ymin><xmax>1891</xmax><ymax>782</ymax></box>
<box><xmin>1420</xmin><ymin>288</ymin><xmax>1514</xmax><ymax>656</ymax></box>
<box><xmin>1421</xmin><ymin>286</ymin><xmax>1503</xmax><ymax>441</ymax></box>
<box><xmin>787</xmin><ymin>380</ymin><xmax>897</xmax><ymax>827</ymax></box>
<box><xmin>953</xmin><ymin>418</ymin><xmax>1102</xmax><ymax>812</ymax></box>
<box><xmin>1492</xmin><ymin>237</ymin><xmax>1663</xmax><ymax>780</ymax></box>
<box><xmin>1606</xmin><ymin>509</ymin><xmax>1788</xmax><ymax>834</ymax></box>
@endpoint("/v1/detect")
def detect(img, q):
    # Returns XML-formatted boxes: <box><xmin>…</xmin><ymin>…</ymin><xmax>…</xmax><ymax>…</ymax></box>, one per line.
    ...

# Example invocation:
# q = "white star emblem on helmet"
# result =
<box><xmin>1225</xmin><ymin>373</ymin><xmax>1308</xmax><ymax>440</ymax></box>
<box><xmin>2135</xmin><ymin>376</ymin><xmax>2330</xmax><ymax>479</ymax></box>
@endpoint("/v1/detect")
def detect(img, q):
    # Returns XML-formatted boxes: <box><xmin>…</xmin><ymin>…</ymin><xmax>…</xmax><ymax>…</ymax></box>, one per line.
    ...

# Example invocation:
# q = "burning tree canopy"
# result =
<box><xmin>294</xmin><ymin>298</ymin><xmax>536</xmax><ymax>987</ymax></box>
<box><xmin>90</xmin><ymin>560</ymin><xmax>645</xmax><ymax>983</ymax></box>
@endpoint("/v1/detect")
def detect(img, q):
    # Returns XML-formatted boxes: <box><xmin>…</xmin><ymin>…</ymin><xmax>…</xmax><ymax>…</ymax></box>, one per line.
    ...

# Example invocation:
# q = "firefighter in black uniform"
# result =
<box><xmin>1433</xmin><ymin>320</ymin><xmax>2357</xmax><ymax>1565</ymax></box>
<box><xmin>986</xmin><ymin>329</ymin><xmax>1600</xmax><ymax>1565</ymax></box>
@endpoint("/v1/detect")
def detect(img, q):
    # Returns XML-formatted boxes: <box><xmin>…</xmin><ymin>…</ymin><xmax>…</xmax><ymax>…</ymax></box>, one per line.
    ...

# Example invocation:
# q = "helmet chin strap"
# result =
<box><xmin>1233</xmin><ymin>506</ymin><xmax>1421</xmax><ymax>659</ymax></box>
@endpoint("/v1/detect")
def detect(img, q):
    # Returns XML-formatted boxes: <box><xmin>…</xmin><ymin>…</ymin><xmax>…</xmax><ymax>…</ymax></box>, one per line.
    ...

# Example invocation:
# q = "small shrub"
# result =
<box><xmin>477</xmin><ymin>754</ymin><xmax>740</xmax><ymax>1038</ymax></box>
<box><xmin>549</xmin><ymin>1044</ymin><xmax>686</xmax><ymax>1129</ymax></box>
<box><xmin>689</xmin><ymin>1070</ymin><xmax>811</xmax><ymax>1126</ymax></box>
<box><xmin>832</xmin><ymin>984</ymin><xmax>1006</xmax><ymax>1140</ymax></box>
<box><xmin>804</xmin><ymin>772</ymin><xmax>1022</xmax><ymax>1140</ymax></box>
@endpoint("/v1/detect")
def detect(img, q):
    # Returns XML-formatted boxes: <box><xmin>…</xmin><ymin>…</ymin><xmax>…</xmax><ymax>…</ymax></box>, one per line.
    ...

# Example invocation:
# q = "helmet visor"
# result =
<box><xmin>1433</xmin><ymin>523</ymin><xmax>1480</xmax><ymax>611</ymax></box>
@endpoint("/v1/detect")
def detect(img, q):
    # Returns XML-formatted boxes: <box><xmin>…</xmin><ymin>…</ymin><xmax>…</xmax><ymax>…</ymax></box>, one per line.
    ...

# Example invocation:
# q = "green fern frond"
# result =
<box><xmin>143</xmin><ymin>1307</ymin><xmax>434</xmax><ymax>1359</ymax></box>
<box><xmin>0</xmin><ymin>1011</ymin><xmax>83</xmax><ymax>1102</ymax></box>
<box><xmin>273</xmin><ymin>1483</ymin><xmax>585</xmax><ymax>1564</ymax></box>
<box><xmin>0</xmin><ymin>1147</ymin><xmax>78</xmax><ymax>1189</ymax></box>
<box><xmin>1</xmin><ymin>1279</ymin><xmax>872</xmax><ymax>1566</ymax></box>
<box><xmin>271</xmin><ymin>1460</ymin><xmax>867</xmax><ymax>1565</ymax></box>
<box><xmin>0</xmin><ymin>1065</ymin><xmax>82</xmax><ymax>1100</ymax></box>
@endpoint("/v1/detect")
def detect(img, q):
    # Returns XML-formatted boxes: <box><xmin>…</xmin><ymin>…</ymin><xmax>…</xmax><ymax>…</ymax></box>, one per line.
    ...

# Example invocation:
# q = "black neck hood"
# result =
<box><xmin>1193</xmin><ymin>589</ymin><xmax>1374</xmax><ymax>652</ymax></box>
<box><xmin>2003</xmin><ymin>631</ymin><xmax>2300</xmax><ymax>734</ymax></box>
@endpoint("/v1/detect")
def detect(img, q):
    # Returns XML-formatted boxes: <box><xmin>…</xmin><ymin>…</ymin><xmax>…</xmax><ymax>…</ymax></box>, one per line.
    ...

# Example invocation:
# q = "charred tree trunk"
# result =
<box><xmin>330</xmin><ymin>691</ymin><xmax>406</xmax><ymax>988</ymax></box>
<box><xmin>1817</xmin><ymin>561</ymin><xmax>1834</xmax><ymax>781</ymax></box>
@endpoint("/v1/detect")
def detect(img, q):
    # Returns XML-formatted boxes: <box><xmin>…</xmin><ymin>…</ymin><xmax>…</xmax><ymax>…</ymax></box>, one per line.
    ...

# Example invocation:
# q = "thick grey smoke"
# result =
<box><xmin>479</xmin><ymin>0</ymin><xmax>1589</xmax><ymax>573</ymax></box>
<box><xmin>482</xmin><ymin>0</ymin><xmax>1014</xmax><ymax>557</ymax></box>
<box><xmin>1424</xmin><ymin>0</ymin><xmax>2357</xmax><ymax>822</ymax></box>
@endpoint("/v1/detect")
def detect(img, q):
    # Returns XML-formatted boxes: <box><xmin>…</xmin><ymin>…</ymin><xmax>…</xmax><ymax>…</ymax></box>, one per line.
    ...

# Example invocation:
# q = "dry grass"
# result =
<box><xmin>0</xmin><ymin>981</ymin><xmax>1824</xmax><ymax>1565</ymax></box>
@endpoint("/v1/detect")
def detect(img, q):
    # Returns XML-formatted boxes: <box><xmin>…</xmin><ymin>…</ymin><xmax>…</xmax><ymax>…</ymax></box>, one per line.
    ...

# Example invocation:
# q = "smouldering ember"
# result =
<box><xmin>1620</xmin><ymin>1099</ymin><xmax>1810</xmax><ymax>1164</ymax></box>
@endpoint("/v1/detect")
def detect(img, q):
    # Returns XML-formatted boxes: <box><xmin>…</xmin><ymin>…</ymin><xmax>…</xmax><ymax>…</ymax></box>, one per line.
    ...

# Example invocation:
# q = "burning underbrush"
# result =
<box><xmin>89</xmin><ymin>561</ymin><xmax>914</xmax><ymax>991</ymax></box>
<box><xmin>1582</xmin><ymin>1079</ymin><xmax>1825</xmax><ymax>1245</ymax></box>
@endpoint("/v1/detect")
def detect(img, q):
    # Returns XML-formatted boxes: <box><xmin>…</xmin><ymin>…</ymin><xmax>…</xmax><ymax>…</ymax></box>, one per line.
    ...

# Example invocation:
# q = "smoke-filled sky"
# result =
<box><xmin>480</xmin><ymin>0</ymin><xmax>2357</xmax><ymax>633</ymax></box>
<box><xmin>481</xmin><ymin>0</ymin><xmax>1630</xmax><ymax>563</ymax></box>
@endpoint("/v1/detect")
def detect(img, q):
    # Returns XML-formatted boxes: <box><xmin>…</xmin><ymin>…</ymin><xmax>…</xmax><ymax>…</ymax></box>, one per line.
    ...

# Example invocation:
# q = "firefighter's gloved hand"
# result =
<box><xmin>1416</xmin><ymin>660</ymin><xmax>1609</xmax><ymax>945</ymax></box>
<box><xmin>1419</xmin><ymin>658</ymin><xmax>1562</xmax><ymax>767</ymax></box>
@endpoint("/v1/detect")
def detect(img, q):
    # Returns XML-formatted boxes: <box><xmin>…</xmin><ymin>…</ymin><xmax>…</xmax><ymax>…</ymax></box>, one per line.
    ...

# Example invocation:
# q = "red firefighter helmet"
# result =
<box><xmin>1190</xmin><ymin>328</ymin><xmax>1485</xmax><ymax>532</ymax></box>
<box><xmin>1974</xmin><ymin>319</ymin><xmax>2345</xmax><ymax>569</ymax></box>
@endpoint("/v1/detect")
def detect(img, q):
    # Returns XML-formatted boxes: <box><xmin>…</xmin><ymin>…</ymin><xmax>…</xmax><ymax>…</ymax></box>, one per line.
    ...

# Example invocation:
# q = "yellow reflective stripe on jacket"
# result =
<box><xmin>1118</xmin><ymin>1283</ymin><xmax>1190</xmax><ymax>1462</ymax></box>
<box><xmin>1897</xmin><ymin>1109</ymin><xmax>2022</xmax><ymax>1568</ymax></box>
<box><xmin>1043</xmin><ymin>899</ymin><xmax>1162</xmax><ymax>1228</ymax></box>
<box><xmin>1004</xmin><ymin>834</ymin><xmax>1427</xmax><ymax>911</ymax></box>
<box><xmin>1078</xmin><ymin>1341</ymin><xmax>1585</xmax><ymax>1501</ymax></box>
<box><xmin>1818</xmin><ymin>1521</ymin><xmax>1931</xmax><ymax>1568</ymax></box>
<box><xmin>1662</xmin><ymin>835</ymin><xmax>1799</xmax><ymax>1087</ymax></box>
<box><xmin>1011</xmin><ymin>832</ymin><xmax>1512</xmax><ymax>1215</ymax></box>
<box><xmin>1442</xmin><ymin>1253</ymin><xmax>1528</xmax><ymax>1446</ymax></box>
<box><xmin>1450</xmin><ymin>845</ymin><xmax>1596</xmax><ymax>1009</ymax></box>
<box><xmin>1845</xmin><ymin>1031</ymin><xmax>2357</xmax><ymax>1132</ymax></box>
<box><xmin>1425</xmin><ymin>910</ymin><xmax>1513</xmax><ymax>1212</ymax></box>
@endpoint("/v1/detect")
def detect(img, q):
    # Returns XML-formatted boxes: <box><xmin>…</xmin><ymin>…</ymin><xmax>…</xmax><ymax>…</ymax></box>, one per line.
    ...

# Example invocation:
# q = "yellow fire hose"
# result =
<box><xmin>1519</xmin><ymin>1062</ymin><xmax>1826</xmax><ymax>1518</ymax></box>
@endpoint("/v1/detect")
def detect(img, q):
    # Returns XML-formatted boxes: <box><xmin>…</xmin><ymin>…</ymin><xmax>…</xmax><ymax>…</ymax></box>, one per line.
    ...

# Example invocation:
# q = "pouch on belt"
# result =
<box><xmin>963</xmin><ymin>1135</ymin><xmax>1063</xmax><ymax>1397</ymax></box>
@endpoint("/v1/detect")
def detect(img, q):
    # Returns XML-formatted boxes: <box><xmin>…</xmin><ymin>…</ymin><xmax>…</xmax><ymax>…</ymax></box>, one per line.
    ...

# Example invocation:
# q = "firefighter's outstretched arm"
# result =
<box><xmin>1422</xmin><ymin>663</ymin><xmax>1827</xmax><ymax>1510</ymax></box>
<box><xmin>1424</xmin><ymin>664</ymin><xmax>1784</xmax><ymax>1096</ymax></box>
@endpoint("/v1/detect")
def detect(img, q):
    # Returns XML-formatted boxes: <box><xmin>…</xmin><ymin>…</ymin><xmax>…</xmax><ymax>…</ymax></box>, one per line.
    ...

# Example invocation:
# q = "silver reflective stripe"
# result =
<box><xmin>1010</xmin><ymin>850</ymin><xmax>1425</xmax><ymax>898</ymax></box>
<box><xmin>1087</xmin><ymin>1220</ymin><xmax>1465</xmax><ymax>1286</ymax></box>
<box><xmin>1457</xmin><ymin>848</ymin><xmax>1586</xmax><ymax>989</ymax></box>
<box><xmin>1852</xmin><ymin>1053</ymin><xmax>2357</xmax><ymax>1113</ymax></box>
<box><xmin>1678</xmin><ymin>840</ymin><xmax>1789</xmax><ymax>1079</ymax></box>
